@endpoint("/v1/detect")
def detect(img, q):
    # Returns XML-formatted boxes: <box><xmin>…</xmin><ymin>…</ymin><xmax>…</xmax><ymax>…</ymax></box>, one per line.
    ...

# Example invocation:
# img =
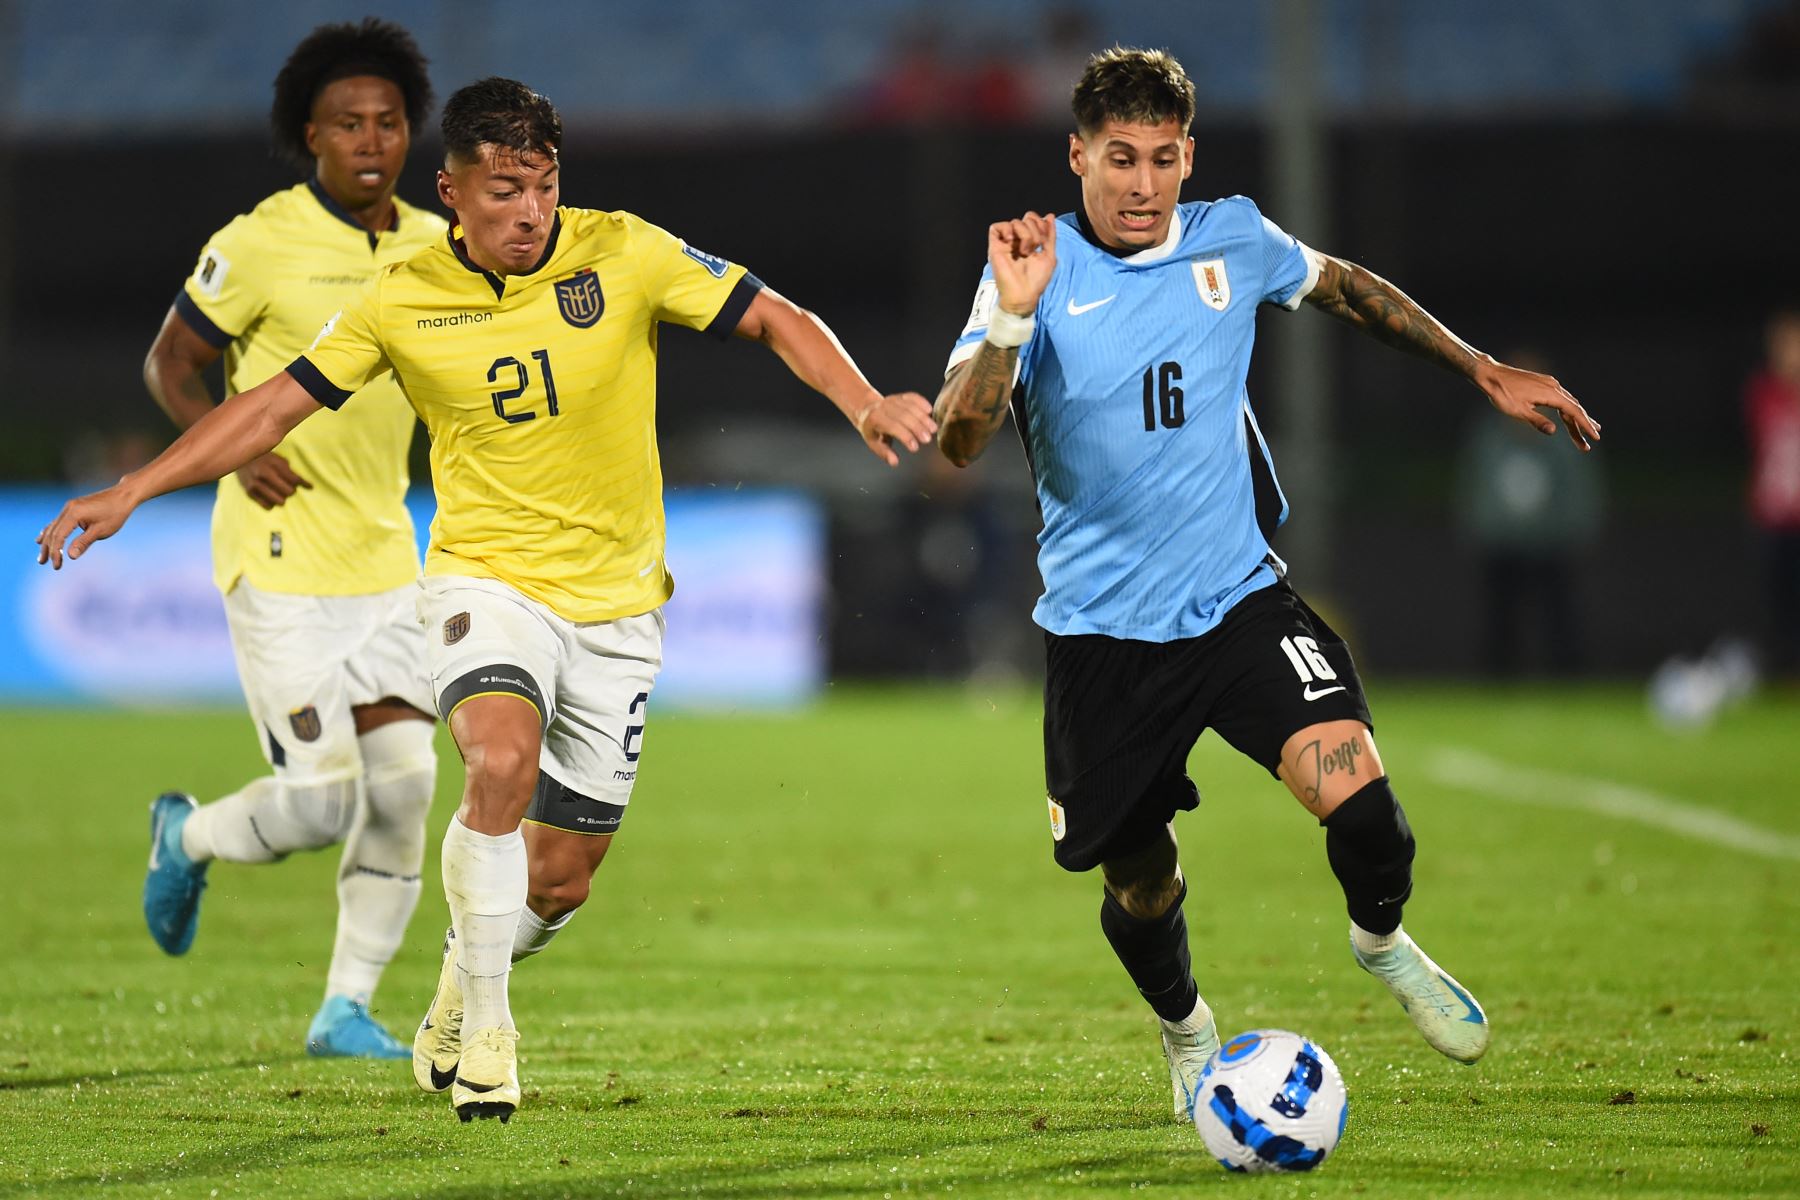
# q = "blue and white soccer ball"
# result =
<box><xmin>1190</xmin><ymin>1029</ymin><xmax>1348</xmax><ymax>1174</ymax></box>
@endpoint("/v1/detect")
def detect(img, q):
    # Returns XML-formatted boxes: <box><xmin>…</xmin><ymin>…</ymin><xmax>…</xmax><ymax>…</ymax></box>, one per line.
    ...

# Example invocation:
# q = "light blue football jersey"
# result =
<box><xmin>946</xmin><ymin>197</ymin><xmax>1320</xmax><ymax>642</ymax></box>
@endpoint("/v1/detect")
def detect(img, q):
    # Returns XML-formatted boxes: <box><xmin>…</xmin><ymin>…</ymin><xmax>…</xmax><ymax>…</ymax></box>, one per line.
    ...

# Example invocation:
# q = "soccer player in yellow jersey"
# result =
<box><xmin>136</xmin><ymin>20</ymin><xmax>445</xmax><ymax>1059</ymax></box>
<box><xmin>40</xmin><ymin>77</ymin><xmax>937</xmax><ymax>1123</ymax></box>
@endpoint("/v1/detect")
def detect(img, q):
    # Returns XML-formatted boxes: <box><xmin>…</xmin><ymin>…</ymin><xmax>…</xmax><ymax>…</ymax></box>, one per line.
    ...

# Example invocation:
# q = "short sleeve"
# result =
<box><xmin>630</xmin><ymin>216</ymin><xmax>763</xmax><ymax>340</ymax></box>
<box><xmin>943</xmin><ymin>266</ymin><xmax>1028</xmax><ymax>384</ymax></box>
<box><xmin>286</xmin><ymin>279</ymin><xmax>391</xmax><ymax>411</ymax></box>
<box><xmin>175</xmin><ymin>216</ymin><xmax>269</xmax><ymax>348</ymax></box>
<box><xmin>1256</xmin><ymin>210</ymin><xmax>1322</xmax><ymax>311</ymax></box>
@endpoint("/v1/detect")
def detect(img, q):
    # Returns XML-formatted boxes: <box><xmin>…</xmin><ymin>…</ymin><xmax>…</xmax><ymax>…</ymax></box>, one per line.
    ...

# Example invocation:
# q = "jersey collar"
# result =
<box><xmin>447</xmin><ymin>211</ymin><xmax>564</xmax><ymax>300</ymax></box>
<box><xmin>1075</xmin><ymin>207</ymin><xmax>1183</xmax><ymax>264</ymax></box>
<box><xmin>306</xmin><ymin>179</ymin><xmax>399</xmax><ymax>249</ymax></box>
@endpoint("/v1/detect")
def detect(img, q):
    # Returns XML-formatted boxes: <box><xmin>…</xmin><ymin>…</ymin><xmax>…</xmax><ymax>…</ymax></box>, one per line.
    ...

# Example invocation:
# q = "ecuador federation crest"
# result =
<box><xmin>1192</xmin><ymin>258</ymin><xmax>1231</xmax><ymax>312</ymax></box>
<box><xmin>288</xmin><ymin>705</ymin><xmax>322</xmax><ymax>743</ymax></box>
<box><xmin>555</xmin><ymin>269</ymin><xmax>604</xmax><ymax>328</ymax></box>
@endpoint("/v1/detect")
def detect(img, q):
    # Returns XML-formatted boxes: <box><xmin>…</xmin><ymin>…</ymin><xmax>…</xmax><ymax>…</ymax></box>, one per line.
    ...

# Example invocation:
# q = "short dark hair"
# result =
<box><xmin>1070</xmin><ymin>47</ymin><xmax>1195</xmax><ymax>138</ymax></box>
<box><xmin>269</xmin><ymin>18</ymin><xmax>433</xmax><ymax>170</ymax></box>
<box><xmin>441</xmin><ymin>78</ymin><xmax>563</xmax><ymax>167</ymax></box>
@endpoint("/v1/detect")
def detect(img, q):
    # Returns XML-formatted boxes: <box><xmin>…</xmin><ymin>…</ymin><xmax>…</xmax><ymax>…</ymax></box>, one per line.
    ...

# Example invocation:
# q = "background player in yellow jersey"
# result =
<box><xmin>40</xmin><ymin>77</ymin><xmax>937</xmax><ymax>1123</ymax></box>
<box><xmin>136</xmin><ymin>20</ymin><xmax>445</xmax><ymax>1059</ymax></box>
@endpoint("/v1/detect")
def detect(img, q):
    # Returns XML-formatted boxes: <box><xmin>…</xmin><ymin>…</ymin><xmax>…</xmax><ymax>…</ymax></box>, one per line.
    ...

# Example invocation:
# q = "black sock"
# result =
<box><xmin>1322</xmin><ymin>777</ymin><xmax>1415</xmax><ymax>936</ymax></box>
<box><xmin>1100</xmin><ymin>879</ymin><xmax>1200</xmax><ymax>1022</ymax></box>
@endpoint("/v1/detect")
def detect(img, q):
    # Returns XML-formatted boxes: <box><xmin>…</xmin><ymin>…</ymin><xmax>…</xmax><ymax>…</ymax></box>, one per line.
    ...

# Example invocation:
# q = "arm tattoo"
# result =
<box><xmin>935</xmin><ymin>341</ymin><xmax>1018</xmax><ymax>466</ymax></box>
<box><xmin>1305</xmin><ymin>256</ymin><xmax>1479</xmax><ymax>379</ymax></box>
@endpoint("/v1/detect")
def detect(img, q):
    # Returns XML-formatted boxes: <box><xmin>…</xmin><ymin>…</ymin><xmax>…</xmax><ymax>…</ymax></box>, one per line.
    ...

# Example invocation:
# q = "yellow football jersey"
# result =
<box><xmin>292</xmin><ymin>207</ymin><xmax>759</xmax><ymax>623</ymax></box>
<box><xmin>178</xmin><ymin>181</ymin><xmax>448</xmax><ymax>596</ymax></box>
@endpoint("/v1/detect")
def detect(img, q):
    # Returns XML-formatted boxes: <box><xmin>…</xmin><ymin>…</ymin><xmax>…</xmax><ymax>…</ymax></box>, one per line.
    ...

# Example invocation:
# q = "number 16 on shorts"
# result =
<box><xmin>1280</xmin><ymin>635</ymin><xmax>1345</xmax><ymax>701</ymax></box>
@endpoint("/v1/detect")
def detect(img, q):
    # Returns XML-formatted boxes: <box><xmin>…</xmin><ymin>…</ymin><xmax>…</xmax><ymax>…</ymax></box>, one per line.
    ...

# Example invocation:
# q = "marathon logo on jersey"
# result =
<box><xmin>681</xmin><ymin>243</ymin><xmax>731</xmax><ymax>279</ymax></box>
<box><xmin>288</xmin><ymin>705</ymin><xmax>322</xmax><ymax>743</ymax></box>
<box><xmin>443</xmin><ymin>611</ymin><xmax>470</xmax><ymax>645</ymax></box>
<box><xmin>1192</xmin><ymin>258</ymin><xmax>1231</xmax><ymax>311</ymax></box>
<box><xmin>1047</xmin><ymin>794</ymin><xmax>1067</xmax><ymax>841</ymax></box>
<box><xmin>555</xmin><ymin>268</ymin><xmax>605</xmax><ymax>328</ymax></box>
<box><xmin>195</xmin><ymin>247</ymin><xmax>230</xmax><ymax>299</ymax></box>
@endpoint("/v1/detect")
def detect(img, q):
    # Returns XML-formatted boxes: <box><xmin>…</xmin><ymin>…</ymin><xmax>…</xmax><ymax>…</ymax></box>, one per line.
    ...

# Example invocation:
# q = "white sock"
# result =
<box><xmin>180</xmin><ymin>773</ymin><xmax>357</xmax><ymax>865</ymax></box>
<box><xmin>1351</xmin><ymin>922</ymin><xmax>1401</xmax><ymax>955</ymax></box>
<box><xmin>1164</xmin><ymin>992</ymin><xmax>1214</xmax><ymax>1031</ymax></box>
<box><xmin>441</xmin><ymin>816</ymin><xmax>527</xmax><ymax>1034</ymax></box>
<box><xmin>324</xmin><ymin>723</ymin><xmax>437</xmax><ymax>1006</ymax></box>
<box><xmin>512</xmin><ymin>906</ymin><xmax>573</xmax><ymax>962</ymax></box>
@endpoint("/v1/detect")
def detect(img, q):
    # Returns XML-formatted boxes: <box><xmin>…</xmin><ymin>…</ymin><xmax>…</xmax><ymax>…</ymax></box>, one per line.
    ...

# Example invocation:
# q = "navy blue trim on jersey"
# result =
<box><xmin>306</xmin><ymin>179</ymin><xmax>395</xmax><ymax>250</ymax></box>
<box><xmin>1245</xmin><ymin>413</ymin><xmax>1283</xmax><ymax>544</ymax></box>
<box><xmin>447</xmin><ymin>229</ymin><xmax>506</xmax><ymax>300</ymax></box>
<box><xmin>1074</xmin><ymin>208</ymin><xmax>1136</xmax><ymax>258</ymax></box>
<box><xmin>172</xmin><ymin>289</ymin><xmax>235</xmax><ymax>349</ymax></box>
<box><xmin>447</xmin><ymin>213</ymin><xmax>563</xmax><ymax>300</ymax></box>
<box><xmin>287</xmin><ymin>355</ymin><xmax>352</xmax><ymax>410</ymax></box>
<box><xmin>702</xmin><ymin>273</ymin><xmax>764</xmax><ymax>340</ymax></box>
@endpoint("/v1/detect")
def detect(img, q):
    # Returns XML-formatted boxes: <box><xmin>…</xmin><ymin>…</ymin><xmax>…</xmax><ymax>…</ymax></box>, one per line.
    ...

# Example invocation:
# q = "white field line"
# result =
<box><xmin>1422</xmin><ymin>746</ymin><xmax>1800</xmax><ymax>863</ymax></box>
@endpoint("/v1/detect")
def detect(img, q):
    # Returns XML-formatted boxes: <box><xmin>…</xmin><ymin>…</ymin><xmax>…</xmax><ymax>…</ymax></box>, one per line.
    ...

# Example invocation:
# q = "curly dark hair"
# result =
<box><xmin>269</xmin><ymin>18</ymin><xmax>433</xmax><ymax>169</ymax></box>
<box><xmin>1070</xmin><ymin>47</ymin><xmax>1195</xmax><ymax>138</ymax></box>
<box><xmin>441</xmin><ymin>77</ymin><xmax>563</xmax><ymax>167</ymax></box>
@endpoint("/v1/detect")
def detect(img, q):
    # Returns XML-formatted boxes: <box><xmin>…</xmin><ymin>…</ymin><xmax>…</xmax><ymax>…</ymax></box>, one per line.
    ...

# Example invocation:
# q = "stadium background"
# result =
<box><xmin>3</xmin><ymin>0</ymin><xmax>1796</xmax><ymax>700</ymax></box>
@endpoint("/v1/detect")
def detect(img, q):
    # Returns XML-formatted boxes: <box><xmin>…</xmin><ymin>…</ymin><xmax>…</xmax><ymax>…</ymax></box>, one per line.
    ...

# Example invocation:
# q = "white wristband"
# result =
<box><xmin>984</xmin><ymin>307</ymin><xmax>1035</xmax><ymax>349</ymax></box>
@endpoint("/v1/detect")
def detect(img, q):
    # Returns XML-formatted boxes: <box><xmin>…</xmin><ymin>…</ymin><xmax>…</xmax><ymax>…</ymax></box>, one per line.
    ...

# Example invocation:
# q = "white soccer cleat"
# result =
<box><xmin>452</xmin><ymin>1026</ymin><xmax>521</xmax><ymax>1123</ymax></box>
<box><xmin>413</xmin><ymin>928</ymin><xmax>463</xmax><ymax>1093</ymax></box>
<box><xmin>1159</xmin><ymin>1002</ymin><xmax>1221</xmax><ymax>1121</ymax></box>
<box><xmin>1352</xmin><ymin>929</ymin><xmax>1490</xmax><ymax>1064</ymax></box>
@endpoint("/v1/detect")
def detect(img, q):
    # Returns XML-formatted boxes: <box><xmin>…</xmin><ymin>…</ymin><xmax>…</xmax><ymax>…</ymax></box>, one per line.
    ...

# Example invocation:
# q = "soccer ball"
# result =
<box><xmin>1190</xmin><ymin>1029</ymin><xmax>1348</xmax><ymax>1173</ymax></box>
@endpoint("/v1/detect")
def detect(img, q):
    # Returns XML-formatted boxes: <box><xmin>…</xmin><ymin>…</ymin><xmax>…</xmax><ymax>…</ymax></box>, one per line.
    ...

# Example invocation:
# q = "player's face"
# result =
<box><xmin>439</xmin><ymin>147</ymin><xmax>561</xmax><ymax>275</ymax></box>
<box><xmin>305</xmin><ymin>76</ymin><xmax>410</xmax><ymax>213</ymax></box>
<box><xmin>1069</xmin><ymin>118</ymin><xmax>1194</xmax><ymax>251</ymax></box>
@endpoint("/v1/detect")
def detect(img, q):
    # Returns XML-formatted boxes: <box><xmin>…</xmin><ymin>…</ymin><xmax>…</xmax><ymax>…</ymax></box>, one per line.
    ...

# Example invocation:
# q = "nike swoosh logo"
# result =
<box><xmin>455</xmin><ymin>1076</ymin><xmax>503</xmax><ymax>1093</ymax></box>
<box><xmin>1065</xmin><ymin>295</ymin><xmax>1116</xmax><ymax>316</ymax></box>
<box><xmin>432</xmin><ymin>1062</ymin><xmax>459</xmax><ymax>1090</ymax></box>
<box><xmin>1302</xmin><ymin>684</ymin><xmax>1346</xmax><ymax>701</ymax></box>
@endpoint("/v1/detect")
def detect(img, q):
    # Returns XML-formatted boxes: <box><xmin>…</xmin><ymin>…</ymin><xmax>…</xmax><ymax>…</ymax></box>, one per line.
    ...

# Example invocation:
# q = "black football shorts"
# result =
<box><xmin>1041</xmin><ymin>580</ymin><xmax>1372</xmax><ymax>872</ymax></box>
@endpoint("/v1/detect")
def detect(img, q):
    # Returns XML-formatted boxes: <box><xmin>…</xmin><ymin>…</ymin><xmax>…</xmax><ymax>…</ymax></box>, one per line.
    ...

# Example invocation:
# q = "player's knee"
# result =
<box><xmin>463</xmin><ymin>736</ymin><xmax>538</xmax><ymax>799</ymax></box>
<box><xmin>1322</xmin><ymin>777</ymin><xmax>1415</xmax><ymax>869</ymax></box>
<box><xmin>273</xmin><ymin>771</ymin><xmax>361</xmax><ymax>850</ymax></box>
<box><xmin>1323</xmin><ymin>777</ymin><xmax>1415</xmax><ymax>931</ymax></box>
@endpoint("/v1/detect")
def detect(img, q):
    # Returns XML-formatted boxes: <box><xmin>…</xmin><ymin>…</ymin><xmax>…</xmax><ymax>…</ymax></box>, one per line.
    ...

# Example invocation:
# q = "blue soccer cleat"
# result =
<box><xmin>143</xmin><ymin>792</ymin><xmax>208</xmax><ymax>956</ymax></box>
<box><xmin>306</xmin><ymin>995</ymin><xmax>410</xmax><ymax>1059</ymax></box>
<box><xmin>1353</xmin><ymin>928</ymin><xmax>1490</xmax><ymax>1064</ymax></box>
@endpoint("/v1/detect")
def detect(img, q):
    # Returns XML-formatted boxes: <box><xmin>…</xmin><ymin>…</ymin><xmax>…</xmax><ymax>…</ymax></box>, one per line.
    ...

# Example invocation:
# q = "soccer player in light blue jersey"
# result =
<box><xmin>936</xmin><ymin>47</ymin><xmax>1601</xmax><ymax>1122</ymax></box>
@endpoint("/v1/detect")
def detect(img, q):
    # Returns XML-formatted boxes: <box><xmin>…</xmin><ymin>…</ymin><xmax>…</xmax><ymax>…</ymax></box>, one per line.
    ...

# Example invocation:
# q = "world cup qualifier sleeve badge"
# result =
<box><xmin>554</xmin><ymin>268</ymin><xmax>604</xmax><ymax>328</ymax></box>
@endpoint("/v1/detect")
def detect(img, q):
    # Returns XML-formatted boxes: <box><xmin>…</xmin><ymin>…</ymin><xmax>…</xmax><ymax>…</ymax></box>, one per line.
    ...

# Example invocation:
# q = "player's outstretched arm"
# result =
<box><xmin>733</xmin><ymin>288</ymin><xmax>935</xmax><ymax>467</ymax></box>
<box><xmin>936</xmin><ymin>212</ymin><xmax>1057</xmax><ymax>467</ymax></box>
<box><xmin>145</xmin><ymin>307</ymin><xmax>313</xmax><ymax>509</ymax></box>
<box><xmin>1303</xmin><ymin>253</ymin><xmax>1601</xmax><ymax>451</ymax></box>
<box><xmin>37</xmin><ymin>372</ymin><xmax>322</xmax><ymax>569</ymax></box>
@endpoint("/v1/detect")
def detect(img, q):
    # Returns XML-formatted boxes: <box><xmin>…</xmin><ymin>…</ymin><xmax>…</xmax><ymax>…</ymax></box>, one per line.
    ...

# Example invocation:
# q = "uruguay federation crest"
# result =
<box><xmin>555</xmin><ymin>269</ymin><xmax>604</xmax><ymax>328</ymax></box>
<box><xmin>1192</xmin><ymin>258</ymin><xmax>1231</xmax><ymax>311</ymax></box>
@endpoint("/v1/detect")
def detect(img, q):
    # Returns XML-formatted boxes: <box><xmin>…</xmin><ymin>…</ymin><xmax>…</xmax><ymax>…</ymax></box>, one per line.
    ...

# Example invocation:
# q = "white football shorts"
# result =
<box><xmin>222</xmin><ymin>579</ymin><xmax>435</xmax><ymax>777</ymax></box>
<box><xmin>418</xmin><ymin>575</ymin><xmax>663</xmax><ymax>807</ymax></box>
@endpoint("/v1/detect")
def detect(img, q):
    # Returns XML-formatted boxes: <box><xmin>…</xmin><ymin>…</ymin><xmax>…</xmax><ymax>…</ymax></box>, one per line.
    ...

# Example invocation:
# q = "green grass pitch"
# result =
<box><xmin>0</xmin><ymin>685</ymin><xmax>1794</xmax><ymax>1198</ymax></box>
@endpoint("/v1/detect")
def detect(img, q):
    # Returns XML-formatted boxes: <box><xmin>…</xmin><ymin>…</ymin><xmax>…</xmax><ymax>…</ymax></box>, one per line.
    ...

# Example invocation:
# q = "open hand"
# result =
<box><xmin>854</xmin><ymin>392</ymin><xmax>938</xmax><ymax>467</ymax></box>
<box><xmin>1478</xmin><ymin>360</ymin><xmax>1601</xmax><ymax>451</ymax></box>
<box><xmin>36</xmin><ymin>484</ymin><xmax>138</xmax><ymax>569</ymax></box>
